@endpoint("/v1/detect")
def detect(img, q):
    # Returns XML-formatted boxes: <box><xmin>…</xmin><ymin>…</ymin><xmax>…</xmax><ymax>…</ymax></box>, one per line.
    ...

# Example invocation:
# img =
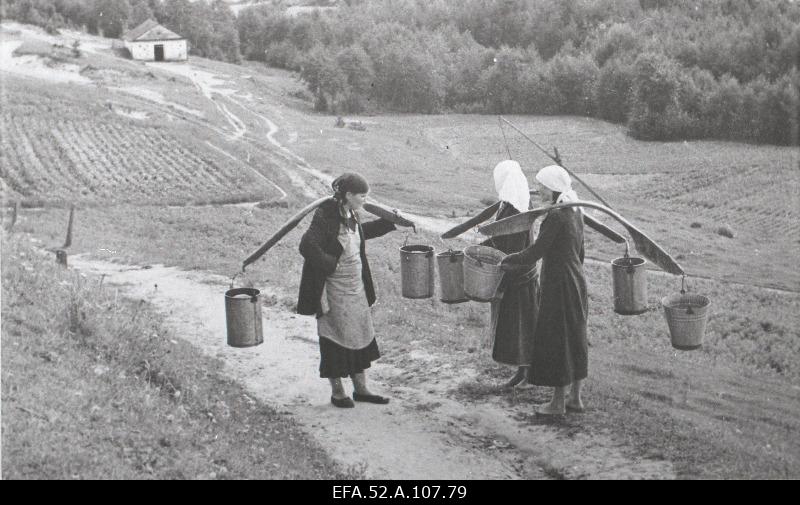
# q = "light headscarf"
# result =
<box><xmin>493</xmin><ymin>160</ymin><xmax>530</xmax><ymax>213</ymax></box>
<box><xmin>535</xmin><ymin>165</ymin><xmax>581</xmax><ymax>213</ymax></box>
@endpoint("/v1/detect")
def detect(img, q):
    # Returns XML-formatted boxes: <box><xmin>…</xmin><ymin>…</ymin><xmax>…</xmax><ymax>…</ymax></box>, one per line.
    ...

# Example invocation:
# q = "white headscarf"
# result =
<box><xmin>493</xmin><ymin>160</ymin><xmax>529</xmax><ymax>213</ymax></box>
<box><xmin>535</xmin><ymin>165</ymin><xmax>581</xmax><ymax>213</ymax></box>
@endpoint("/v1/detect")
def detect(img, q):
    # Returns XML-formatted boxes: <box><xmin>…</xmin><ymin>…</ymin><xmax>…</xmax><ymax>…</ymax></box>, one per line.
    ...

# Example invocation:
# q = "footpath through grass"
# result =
<box><xmin>15</xmin><ymin>202</ymin><xmax>800</xmax><ymax>478</ymax></box>
<box><xmin>1</xmin><ymin>233</ymin><xmax>358</xmax><ymax>479</ymax></box>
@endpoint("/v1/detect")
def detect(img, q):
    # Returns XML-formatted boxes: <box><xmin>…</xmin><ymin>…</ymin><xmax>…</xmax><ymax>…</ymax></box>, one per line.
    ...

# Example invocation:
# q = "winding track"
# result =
<box><xmin>7</xmin><ymin>26</ymin><xmax>795</xmax><ymax>477</ymax></box>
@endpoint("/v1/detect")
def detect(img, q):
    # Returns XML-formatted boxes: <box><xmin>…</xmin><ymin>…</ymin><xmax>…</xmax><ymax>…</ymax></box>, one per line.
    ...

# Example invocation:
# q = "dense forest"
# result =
<box><xmin>3</xmin><ymin>0</ymin><xmax>799</xmax><ymax>145</ymax></box>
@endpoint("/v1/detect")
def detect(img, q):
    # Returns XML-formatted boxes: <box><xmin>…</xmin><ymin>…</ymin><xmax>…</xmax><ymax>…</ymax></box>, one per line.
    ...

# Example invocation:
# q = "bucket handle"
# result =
<box><xmin>230</xmin><ymin>268</ymin><xmax>257</xmax><ymax>303</ymax></box>
<box><xmin>681</xmin><ymin>275</ymin><xmax>695</xmax><ymax>315</ymax></box>
<box><xmin>625</xmin><ymin>246</ymin><xmax>637</xmax><ymax>274</ymax></box>
<box><xmin>230</xmin><ymin>270</ymin><xmax>241</xmax><ymax>290</ymax></box>
<box><xmin>448</xmin><ymin>248</ymin><xmax>460</xmax><ymax>263</ymax></box>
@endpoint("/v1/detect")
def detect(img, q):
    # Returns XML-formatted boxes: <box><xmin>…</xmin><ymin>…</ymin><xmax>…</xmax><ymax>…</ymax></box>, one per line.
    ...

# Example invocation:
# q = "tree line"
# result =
<box><xmin>4</xmin><ymin>0</ymin><xmax>798</xmax><ymax>145</ymax></box>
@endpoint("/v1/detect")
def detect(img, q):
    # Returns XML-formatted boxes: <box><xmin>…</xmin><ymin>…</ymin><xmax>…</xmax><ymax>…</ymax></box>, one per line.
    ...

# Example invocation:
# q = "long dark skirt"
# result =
<box><xmin>319</xmin><ymin>336</ymin><xmax>380</xmax><ymax>379</ymax></box>
<box><xmin>528</xmin><ymin>281</ymin><xmax>588</xmax><ymax>387</ymax></box>
<box><xmin>490</xmin><ymin>270</ymin><xmax>539</xmax><ymax>366</ymax></box>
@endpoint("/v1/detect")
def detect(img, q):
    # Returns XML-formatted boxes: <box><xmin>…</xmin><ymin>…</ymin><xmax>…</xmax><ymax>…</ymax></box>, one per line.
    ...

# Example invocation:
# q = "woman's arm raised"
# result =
<box><xmin>361</xmin><ymin>218</ymin><xmax>396</xmax><ymax>240</ymax></box>
<box><xmin>500</xmin><ymin>211</ymin><xmax>562</xmax><ymax>270</ymax></box>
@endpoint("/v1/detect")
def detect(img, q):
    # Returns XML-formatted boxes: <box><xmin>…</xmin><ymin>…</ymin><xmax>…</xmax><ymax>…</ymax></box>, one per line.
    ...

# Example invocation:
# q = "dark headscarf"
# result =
<box><xmin>331</xmin><ymin>173</ymin><xmax>369</xmax><ymax>231</ymax></box>
<box><xmin>332</xmin><ymin>173</ymin><xmax>369</xmax><ymax>201</ymax></box>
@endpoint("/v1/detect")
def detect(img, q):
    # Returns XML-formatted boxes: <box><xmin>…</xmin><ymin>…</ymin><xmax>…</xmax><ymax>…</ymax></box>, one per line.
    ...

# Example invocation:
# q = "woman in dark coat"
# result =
<box><xmin>500</xmin><ymin>165</ymin><xmax>588</xmax><ymax>415</ymax></box>
<box><xmin>484</xmin><ymin>161</ymin><xmax>539</xmax><ymax>387</ymax></box>
<box><xmin>297</xmin><ymin>173</ymin><xmax>401</xmax><ymax>408</ymax></box>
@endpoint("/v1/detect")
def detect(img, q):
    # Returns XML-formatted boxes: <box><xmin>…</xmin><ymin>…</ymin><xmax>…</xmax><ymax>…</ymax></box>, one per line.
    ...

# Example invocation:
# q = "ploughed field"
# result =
<box><xmin>0</xmin><ymin>78</ymin><xmax>279</xmax><ymax>206</ymax></box>
<box><xmin>3</xmin><ymin>25</ymin><xmax>799</xmax><ymax>477</ymax></box>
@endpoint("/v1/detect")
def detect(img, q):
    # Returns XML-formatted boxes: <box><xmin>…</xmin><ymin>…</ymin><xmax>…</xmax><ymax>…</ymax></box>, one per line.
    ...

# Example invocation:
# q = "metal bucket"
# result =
<box><xmin>611</xmin><ymin>256</ymin><xmax>648</xmax><ymax>315</ymax></box>
<box><xmin>436</xmin><ymin>249</ymin><xmax>468</xmax><ymax>304</ymax></box>
<box><xmin>225</xmin><ymin>287</ymin><xmax>263</xmax><ymax>348</ymax></box>
<box><xmin>400</xmin><ymin>245</ymin><xmax>435</xmax><ymax>299</ymax></box>
<box><xmin>661</xmin><ymin>293</ymin><xmax>710</xmax><ymax>351</ymax></box>
<box><xmin>463</xmin><ymin>245</ymin><xmax>505</xmax><ymax>302</ymax></box>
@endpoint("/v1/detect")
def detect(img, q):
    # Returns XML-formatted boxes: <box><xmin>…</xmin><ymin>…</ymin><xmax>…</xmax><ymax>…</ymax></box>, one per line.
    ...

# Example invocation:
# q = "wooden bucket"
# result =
<box><xmin>225</xmin><ymin>287</ymin><xmax>263</xmax><ymax>348</ymax></box>
<box><xmin>662</xmin><ymin>292</ymin><xmax>710</xmax><ymax>350</ymax></box>
<box><xmin>400</xmin><ymin>245</ymin><xmax>435</xmax><ymax>299</ymax></box>
<box><xmin>436</xmin><ymin>249</ymin><xmax>468</xmax><ymax>304</ymax></box>
<box><xmin>611</xmin><ymin>256</ymin><xmax>648</xmax><ymax>315</ymax></box>
<box><xmin>463</xmin><ymin>245</ymin><xmax>505</xmax><ymax>302</ymax></box>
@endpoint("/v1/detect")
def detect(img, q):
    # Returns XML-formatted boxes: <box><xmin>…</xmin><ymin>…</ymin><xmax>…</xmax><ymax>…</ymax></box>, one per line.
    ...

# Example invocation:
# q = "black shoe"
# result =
<box><xmin>353</xmin><ymin>392</ymin><xmax>390</xmax><ymax>404</ymax></box>
<box><xmin>503</xmin><ymin>368</ymin><xmax>527</xmax><ymax>389</ymax></box>
<box><xmin>331</xmin><ymin>396</ymin><xmax>355</xmax><ymax>408</ymax></box>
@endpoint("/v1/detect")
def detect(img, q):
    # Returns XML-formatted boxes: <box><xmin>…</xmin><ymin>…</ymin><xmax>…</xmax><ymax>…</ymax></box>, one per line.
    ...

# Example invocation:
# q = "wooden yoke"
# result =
<box><xmin>242</xmin><ymin>196</ymin><xmax>333</xmax><ymax>270</ymax></box>
<box><xmin>479</xmin><ymin>200</ymin><xmax>685</xmax><ymax>275</ymax></box>
<box><xmin>242</xmin><ymin>197</ymin><xmax>417</xmax><ymax>270</ymax></box>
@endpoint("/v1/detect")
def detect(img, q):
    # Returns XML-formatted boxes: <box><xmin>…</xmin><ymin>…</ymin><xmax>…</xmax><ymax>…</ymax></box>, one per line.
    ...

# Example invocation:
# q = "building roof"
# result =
<box><xmin>123</xmin><ymin>19</ymin><xmax>184</xmax><ymax>42</ymax></box>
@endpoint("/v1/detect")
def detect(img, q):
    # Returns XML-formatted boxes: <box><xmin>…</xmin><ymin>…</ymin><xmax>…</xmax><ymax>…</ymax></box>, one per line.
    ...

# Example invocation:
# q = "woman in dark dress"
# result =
<box><xmin>500</xmin><ymin>165</ymin><xmax>588</xmax><ymax>415</ymax></box>
<box><xmin>297</xmin><ymin>173</ymin><xmax>402</xmax><ymax>408</ymax></box>
<box><xmin>485</xmin><ymin>161</ymin><xmax>539</xmax><ymax>387</ymax></box>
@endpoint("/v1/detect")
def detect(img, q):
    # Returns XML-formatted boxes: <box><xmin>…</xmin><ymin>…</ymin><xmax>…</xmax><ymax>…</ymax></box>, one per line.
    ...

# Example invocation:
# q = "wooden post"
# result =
<box><xmin>5</xmin><ymin>201</ymin><xmax>19</xmax><ymax>232</ymax></box>
<box><xmin>62</xmin><ymin>205</ymin><xmax>75</xmax><ymax>248</ymax></box>
<box><xmin>56</xmin><ymin>249</ymin><xmax>68</xmax><ymax>267</ymax></box>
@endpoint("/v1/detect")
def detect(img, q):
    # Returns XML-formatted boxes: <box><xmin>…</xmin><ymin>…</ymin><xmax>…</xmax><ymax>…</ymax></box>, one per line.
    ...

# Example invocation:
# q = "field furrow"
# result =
<box><xmin>74</xmin><ymin>122</ymin><xmax>123</xmax><ymax>193</ymax></box>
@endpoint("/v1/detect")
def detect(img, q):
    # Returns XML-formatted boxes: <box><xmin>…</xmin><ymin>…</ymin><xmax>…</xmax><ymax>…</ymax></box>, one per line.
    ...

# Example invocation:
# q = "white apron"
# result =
<box><xmin>317</xmin><ymin>222</ymin><xmax>375</xmax><ymax>350</ymax></box>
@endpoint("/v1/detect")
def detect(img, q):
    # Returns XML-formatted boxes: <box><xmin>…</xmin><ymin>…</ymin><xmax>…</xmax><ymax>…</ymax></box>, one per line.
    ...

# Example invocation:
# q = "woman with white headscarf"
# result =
<box><xmin>483</xmin><ymin>160</ymin><xmax>540</xmax><ymax>388</ymax></box>
<box><xmin>500</xmin><ymin>165</ymin><xmax>588</xmax><ymax>415</ymax></box>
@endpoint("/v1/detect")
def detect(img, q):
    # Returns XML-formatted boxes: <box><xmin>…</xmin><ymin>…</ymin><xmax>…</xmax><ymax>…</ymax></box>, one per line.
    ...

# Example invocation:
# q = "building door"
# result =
<box><xmin>154</xmin><ymin>44</ymin><xmax>165</xmax><ymax>61</ymax></box>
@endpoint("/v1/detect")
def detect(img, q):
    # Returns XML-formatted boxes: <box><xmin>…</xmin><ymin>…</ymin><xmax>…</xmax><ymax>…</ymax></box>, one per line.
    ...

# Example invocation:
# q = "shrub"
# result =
<box><xmin>480</xmin><ymin>46</ymin><xmax>528</xmax><ymax>114</ymax></box>
<box><xmin>632</xmin><ymin>52</ymin><xmax>679</xmax><ymax>114</ymax></box>
<box><xmin>547</xmin><ymin>52</ymin><xmax>600</xmax><ymax>116</ymax></box>
<box><xmin>751</xmin><ymin>72</ymin><xmax>800</xmax><ymax>145</ymax></box>
<box><xmin>628</xmin><ymin>102</ymin><xmax>698</xmax><ymax>141</ymax></box>
<box><xmin>443</xmin><ymin>44</ymin><xmax>492</xmax><ymax>109</ymax></box>
<box><xmin>372</xmin><ymin>42</ymin><xmax>444</xmax><ymax>113</ymax></box>
<box><xmin>704</xmin><ymin>74</ymin><xmax>747</xmax><ymax>140</ymax></box>
<box><xmin>264</xmin><ymin>41</ymin><xmax>301</xmax><ymax>71</ymax></box>
<box><xmin>594</xmin><ymin>59</ymin><xmax>635</xmax><ymax>123</ymax></box>
<box><xmin>594</xmin><ymin>22</ymin><xmax>639</xmax><ymax>67</ymax></box>
<box><xmin>627</xmin><ymin>53</ymin><xmax>699</xmax><ymax>140</ymax></box>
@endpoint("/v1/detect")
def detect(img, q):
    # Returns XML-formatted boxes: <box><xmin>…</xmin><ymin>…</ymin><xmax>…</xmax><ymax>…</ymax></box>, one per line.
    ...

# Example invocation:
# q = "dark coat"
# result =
<box><xmin>510</xmin><ymin>207</ymin><xmax>588</xmax><ymax>387</ymax></box>
<box><xmin>483</xmin><ymin>203</ymin><xmax>539</xmax><ymax>366</ymax></box>
<box><xmin>297</xmin><ymin>198</ymin><xmax>396</xmax><ymax>317</ymax></box>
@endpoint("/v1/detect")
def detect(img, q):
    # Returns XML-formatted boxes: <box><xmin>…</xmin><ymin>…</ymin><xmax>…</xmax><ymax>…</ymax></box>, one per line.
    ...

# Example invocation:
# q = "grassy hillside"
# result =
<box><xmin>1</xmin><ymin>233</ymin><xmax>358</xmax><ymax>479</ymax></box>
<box><xmin>3</xmin><ymin>22</ymin><xmax>799</xmax><ymax>478</ymax></box>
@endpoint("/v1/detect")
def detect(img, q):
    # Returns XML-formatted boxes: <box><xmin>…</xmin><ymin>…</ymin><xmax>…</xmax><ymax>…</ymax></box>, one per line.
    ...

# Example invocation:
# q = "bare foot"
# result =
<box><xmin>534</xmin><ymin>402</ymin><xmax>565</xmax><ymax>416</ymax></box>
<box><xmin>565</xmin><ymin>395</ymin><xmax>585</xmax><ymax>412</ymax></box>
<box><xmin>565</xmin><ymin>400</ymin><xmax>585</xmax><ymax>413</ymax></box>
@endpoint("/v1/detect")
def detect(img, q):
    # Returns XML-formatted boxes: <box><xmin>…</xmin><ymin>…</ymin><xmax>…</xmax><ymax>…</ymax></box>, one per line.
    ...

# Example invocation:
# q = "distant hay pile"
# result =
<box><xmin>716</xmin><ymin>224</ymin><xmax>735</xmax><ymax>239</ymax></box>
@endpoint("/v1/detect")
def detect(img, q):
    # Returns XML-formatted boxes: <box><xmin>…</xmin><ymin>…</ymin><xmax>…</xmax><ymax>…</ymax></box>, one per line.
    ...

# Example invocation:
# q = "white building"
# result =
<box><xmin>122</xmin><ymin>20</ymin><xmax>187</xmax><ymax>62</ymax></box>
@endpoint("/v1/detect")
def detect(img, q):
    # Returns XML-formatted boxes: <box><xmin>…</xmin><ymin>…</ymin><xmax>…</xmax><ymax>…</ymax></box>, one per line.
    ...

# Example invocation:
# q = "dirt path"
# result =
<box><xmin>50</xmin><ymin>56</ymin><xmax>672</xmax><ymax>478</ymax></box>
<box><xmin>69</xmin><ymin>255</ymin><xmax>675</xmax><ymax>479</ymax></box>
